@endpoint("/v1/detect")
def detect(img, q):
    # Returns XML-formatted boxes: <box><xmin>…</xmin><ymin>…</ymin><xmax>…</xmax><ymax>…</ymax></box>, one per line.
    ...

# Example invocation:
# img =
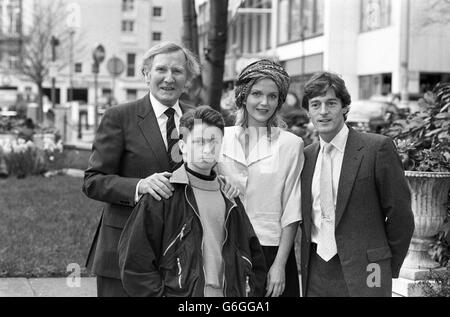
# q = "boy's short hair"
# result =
<box><xmin>179</xmin><ymin>106</ymin><xmax>225</xmax><ymax>139</ymax></box>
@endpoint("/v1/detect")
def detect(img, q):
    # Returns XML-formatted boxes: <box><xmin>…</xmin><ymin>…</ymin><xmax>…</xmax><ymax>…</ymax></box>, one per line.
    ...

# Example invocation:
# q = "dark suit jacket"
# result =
<box><xmin>82</xmin><ymin>94</ymin><xmax>193</xmax><ymax>279</ymax></box>
<box><xmin>300</xmin><ymin>127</ymin><xmax>415</xmax><ymax>297</ymax></box>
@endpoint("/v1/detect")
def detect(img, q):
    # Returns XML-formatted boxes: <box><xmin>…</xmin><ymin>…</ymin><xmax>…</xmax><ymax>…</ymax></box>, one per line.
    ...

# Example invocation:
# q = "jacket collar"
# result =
<box><xmin>334</xmin><ymin>127</ymin><xmax>364</xmax><ymax>227</ymax></box>
<box><xmin>170</xmin><ymin>164</ymin><xmax>237</xmax><ymax>209</ymax></box>
<box><xmin>222</xmin><ymin>126</ymin><xmax>275</xmax><ymax>166</ymax></box>
<box><xmin>136</xmin><ymin>94</ymin><xmax>170</xmax><ymax>171</ymax></box>
<box><xmin>149</xmin><ymin>92</ymin><xmax>183</xmax><ymax>119</ymax></box>
<box><xmin>319</xmin><ymin>124</ymin><xmax>349</xmax><ymax>154</ymax></box>
<box><xmin>170</xmin><ymin>164</ymin><xmax>190</xmax><ymax>185</ymax></box>
<box><xmin>302</xmin><ymin>126</ymin><xmax>364</xmax><ymax>236</ymax></box>
<box><xmin>137</xmin><ymin>92</ymin><xmax>192</xmax><ymax>118</ymax></box>
<box><xmin>136</xmin><ymin>93</ymin><xmax>193</xmax><ymax>171</ymax></box>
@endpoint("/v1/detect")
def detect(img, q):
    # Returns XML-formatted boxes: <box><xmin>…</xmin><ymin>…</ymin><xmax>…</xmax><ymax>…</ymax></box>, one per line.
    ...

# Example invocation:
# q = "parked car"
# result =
<box><xmin>370</xmin><ymin>93</ymin><xmax>423</xmax><ymax>115</ymax></box>
<box><xmin>391</xmin><ymin>92</ymin><xmax>423</xmax><ymax>114</ymax></box>
<box><xmin>347</xmin><ymin>100</ymin><xmax>399</xmax><ymax>133</ymax></box>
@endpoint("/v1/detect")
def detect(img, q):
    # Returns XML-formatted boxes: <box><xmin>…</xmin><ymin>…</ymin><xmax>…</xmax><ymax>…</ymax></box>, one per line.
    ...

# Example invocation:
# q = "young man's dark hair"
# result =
<box><xmin>118</xmin><ymin>106</ymin><xmax>267</xmax><ymax>297</ymax></box>
<box><xmin>302</xmin><ymin>71</ymin><xmax>351</xmax><ymax>120</ymax></box>
<box><xmin>179</xmin><ymin>105</ymin><xmax>225</xmax><ymax>137</ymax></box>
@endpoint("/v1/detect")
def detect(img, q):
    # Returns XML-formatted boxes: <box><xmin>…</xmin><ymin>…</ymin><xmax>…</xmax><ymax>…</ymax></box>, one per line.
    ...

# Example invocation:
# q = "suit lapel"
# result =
<box><xmin>302</xmin><ymin>142</ymin><xmax>320</xmax><ymax>241</ymax></box>
<box><xmin>137</xmin><ymin>94</ymin><xmax>170</xmax><ymax>171</ymax></box>
<box><xmin>335</xmin><ymin>128</ymin><xmax>364</xmax><ymax>228</ymax></box>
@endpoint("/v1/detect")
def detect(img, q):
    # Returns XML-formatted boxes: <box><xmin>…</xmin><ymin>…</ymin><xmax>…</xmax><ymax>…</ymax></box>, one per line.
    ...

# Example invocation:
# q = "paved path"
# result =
<box><xmin>0</xmin><ymin>277</ymin><xmax>405</xmax><ymax>297</ymax></box>
<box><xmin>0</xmin><ymin>278</ymin><xmax>96</xmax><ymax>297</ymax></box>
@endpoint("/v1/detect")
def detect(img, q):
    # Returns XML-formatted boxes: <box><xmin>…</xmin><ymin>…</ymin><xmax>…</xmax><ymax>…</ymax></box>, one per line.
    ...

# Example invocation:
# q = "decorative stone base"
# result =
<box><xmin>392</xmin><ymin>267</ymin><xmax>448</xmax><ymax>297</ymax></box>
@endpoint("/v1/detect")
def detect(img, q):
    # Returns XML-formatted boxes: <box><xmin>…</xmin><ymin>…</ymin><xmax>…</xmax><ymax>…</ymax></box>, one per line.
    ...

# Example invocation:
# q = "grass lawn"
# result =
<box><xmin>0</xmin><ymin>175</ymin><xmax>102</xmax><ymax>277</ymax></box>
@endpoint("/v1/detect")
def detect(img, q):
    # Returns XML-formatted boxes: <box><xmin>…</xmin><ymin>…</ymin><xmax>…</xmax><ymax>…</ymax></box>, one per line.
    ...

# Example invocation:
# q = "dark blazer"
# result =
<box><xmin>82</xmin><ymin>94</ymin><xmax>193</xmax><ymax>279</ymax></box>
<box><xmin>300</xmin><ymin>127</ymin><xmax>415</xmax><ymax>297</ymax></box>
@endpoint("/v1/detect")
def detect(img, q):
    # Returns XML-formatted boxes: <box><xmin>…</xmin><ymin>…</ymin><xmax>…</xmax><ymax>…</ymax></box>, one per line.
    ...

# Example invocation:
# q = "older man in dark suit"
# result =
<box><xmin>300</xmin><ymin>72</ymin><xmax>415</xmax><ymax>297</ymax></box>
<box><xmin>82</xmin><ymin>42</ymin><xmax>202</xmax><ymax>297</ymax></box>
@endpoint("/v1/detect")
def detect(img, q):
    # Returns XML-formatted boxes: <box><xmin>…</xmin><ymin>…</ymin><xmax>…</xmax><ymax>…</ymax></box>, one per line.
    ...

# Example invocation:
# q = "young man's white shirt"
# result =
<box><xmin>311</xmin><ymin>124</ymin><xmax>349</xmax><ymax>243</ymax></box>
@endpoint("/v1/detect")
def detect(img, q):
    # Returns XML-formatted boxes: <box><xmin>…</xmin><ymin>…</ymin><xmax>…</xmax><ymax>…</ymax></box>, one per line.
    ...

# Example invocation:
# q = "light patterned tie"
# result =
<box><xmin>317</xmin><ymin>142</ymin><xmax>338</xmax><ymax>262</ymax></box>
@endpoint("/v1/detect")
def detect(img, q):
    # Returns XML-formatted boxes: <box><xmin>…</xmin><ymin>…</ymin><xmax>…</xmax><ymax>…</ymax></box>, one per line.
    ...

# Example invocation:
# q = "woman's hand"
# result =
<box><xmin>265</xmin><ymin>261</ymin><xmax>285</xmax><ymax>297</ymax></box>
<box><xmin>218</xmin><ymin>175</ymin><xmax>240</xmax><ymax>199</ymax></box>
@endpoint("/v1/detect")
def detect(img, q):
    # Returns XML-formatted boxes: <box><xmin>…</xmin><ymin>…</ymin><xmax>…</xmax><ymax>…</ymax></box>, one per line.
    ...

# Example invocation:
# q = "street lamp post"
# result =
<box><xmin>92</xmin><ymin>44</ymin><xmax>106</xmax><ymax>131</ymax></box>
<box><xmin>66</xmin><ymin>3</ymin><xmax>81</xmax><ymax>103</ymax></box>
<box><xmin>68</xmin><ymin>30</ymin><xmax>75</xmax><ymax>102</ymax></box>
<box><xmin>50</xmin><ymin>36</ymin><xmax>60</xmax><ymax>108</ymax></box>
<box><xmin>401</xmin><ymin>0</ymin><xmax>411</xmax><ymax>105</ymax></box>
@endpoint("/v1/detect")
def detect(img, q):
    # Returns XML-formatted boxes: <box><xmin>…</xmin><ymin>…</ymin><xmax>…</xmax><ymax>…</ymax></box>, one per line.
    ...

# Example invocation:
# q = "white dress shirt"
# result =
<box><xmin>134</xmin><ymin>93</ymin><xmax>182</xmax><ymax>203</ymax></box>
<box><xmin>217</xmin><ymin>126</ymin><xmax>304</xmax><ymax>246</ymax></box>
<box><xmin>311</xmin><ymin>124</ymin><xmax>349</xmax><ymax>244</ymax></box>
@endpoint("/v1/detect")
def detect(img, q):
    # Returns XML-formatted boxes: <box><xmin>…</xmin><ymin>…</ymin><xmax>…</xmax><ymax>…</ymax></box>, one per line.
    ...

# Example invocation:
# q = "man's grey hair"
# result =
<box><xmin>140</xmin><ymin>41</ymin><xmax>201</xmax><ymax>81</ymax></box>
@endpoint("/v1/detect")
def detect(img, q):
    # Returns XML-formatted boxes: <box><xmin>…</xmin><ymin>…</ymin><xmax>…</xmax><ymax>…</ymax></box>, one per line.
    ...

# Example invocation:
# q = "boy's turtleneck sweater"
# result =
<box><xmin>185</xmin><ymin>164</ymin><xmax>226</xmax><ymax>297</ymax></box>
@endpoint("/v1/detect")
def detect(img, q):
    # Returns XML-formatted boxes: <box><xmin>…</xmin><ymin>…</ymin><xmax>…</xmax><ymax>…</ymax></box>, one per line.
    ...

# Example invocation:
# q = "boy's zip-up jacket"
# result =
<box><xmin>118</xmin><ymin>165</ymin><xmax>267</xmax><ymax>297</ymax></box>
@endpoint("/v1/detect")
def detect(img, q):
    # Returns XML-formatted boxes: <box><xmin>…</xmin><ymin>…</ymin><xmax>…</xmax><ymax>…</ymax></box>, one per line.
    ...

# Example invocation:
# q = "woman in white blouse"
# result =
<box><xmin>217</xmin><ymin>59</ymin><xmax>304</xmax><ymax>297</ymax></box>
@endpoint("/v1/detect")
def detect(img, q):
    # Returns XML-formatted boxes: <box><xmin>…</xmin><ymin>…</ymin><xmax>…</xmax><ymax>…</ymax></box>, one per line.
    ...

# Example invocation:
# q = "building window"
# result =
<box><xmin>278</xmin><ymin>0</ymin><xmax>324</xmax><ymax>44</ymax></box>
<box><xmin>302</xmin><ymin>0</ymin><xmax>314</xmax><ymax>37</ymax></box>
<box><xmin>122</xmin><ymin>20</ymin><xmax>135</xmax><ymax>32</ymax></box>
<box><xmin>153</xmin><ymin>6</ymin><xmax>162</xmax><ymax>17</ymax></box>
<box><xmin>266</xmin><ymin>1</ymin><xmax>271</xmax><ymax>49</ymax></box>
<box><xmin>278</xmin><ymin>0</ymin><xmax>290</xmax><ymax>43</ymax></box>
<box><xmin>126</xmin><ymin>53</ymin><xmax>136</xmax><ymax>77</ymax></box>
<box><xmin>152</xmin><ymin>32</ymin><xmax>162</xmax><ymax>41</ymax></box>
<box><xmin>232</xmin><ymin>24</ymin><xmax>238</xmax><ymax>46</ymax></box>
<box><xmin>358</xmin><ymin>73</ymin><xmax>392</xmax><ymax>99</ymax></box>
<box><xmin>361</xmin><ymin>0</ymin><xmax>391</xmax><ymax>32</ymax></box>
<box><xmin>256</xmin><ymin>14</ymin><xmax>262</xmax><ymax>52</ymax></box>
<box><xmin>239</xmin><ymin>16</ymin><xmax>245</xmax><ymax>53</ymax></box>
<box><xmin>122</xmin><ymin>0</ymin><xmax>134</xmax><ymax>12</ymax></box>
<box><xmin>75</xmin><ymin>63</ymin><xmax>82</xmax><ymax>73</ymax></box>
<box><xmin>126</xmin><ymin>89</ymin><xmax>137</xmax><ymax>101</ymax></box>
<box><xmin>3</xmin><ymin>1</ymin><xmax>22</xmax><ymax>35</ymax></box>
<box><xmin>8</xmin><ymin>55</ymin><xmax>19</xmax><ymax>70</ymax></box>
<box><xmin>316</xmin><ymin>0</ymin><xmax>324</xmax><ymax>34</ymax></box>
<box><xmin>102</xmin><ymin>88</ymin><xmax>112</xmax><ymax>97</ymax></box>
<box><xmin>248</xmin><ymin>18</ymin><xmax>253</xmax><ymax>53</ymax></box>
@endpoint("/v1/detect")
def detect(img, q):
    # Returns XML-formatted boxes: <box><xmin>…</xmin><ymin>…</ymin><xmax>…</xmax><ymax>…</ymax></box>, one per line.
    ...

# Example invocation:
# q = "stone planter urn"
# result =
<box><xmin>402</xmin><ymin>171</ymin><xmax>450</xmax><ymax>270</ymax></box>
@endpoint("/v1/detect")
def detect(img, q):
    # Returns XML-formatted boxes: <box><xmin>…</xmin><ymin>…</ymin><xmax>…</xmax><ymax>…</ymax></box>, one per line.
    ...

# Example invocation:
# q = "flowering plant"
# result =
<box><xmin>0</xmin><ymin>136</ymin><xmax>64</xmax><ymax>178</ymax></box>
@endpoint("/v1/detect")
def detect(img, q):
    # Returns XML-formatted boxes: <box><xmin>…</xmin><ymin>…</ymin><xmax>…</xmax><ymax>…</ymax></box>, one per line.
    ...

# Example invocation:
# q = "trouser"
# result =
<box><xmin>262</xmin><ymin>246</ymin><xmax>300</xmax><ymax>297</ymax></box>
<box><xmin>306</xmin><ymin>243</ymin><xmax>349</xmax><ymax>297</ymax></box>
<box><xmin>97</xmin><ymin>275</ymin><xmax>128</xmax><ymax>297</ymax></box>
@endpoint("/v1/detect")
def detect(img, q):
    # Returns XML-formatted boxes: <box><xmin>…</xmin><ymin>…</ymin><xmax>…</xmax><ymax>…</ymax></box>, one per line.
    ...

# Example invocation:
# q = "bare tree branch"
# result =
<box><xmin>16</xmin><ymin>0</ymin><xmax>83</xmax><ymax>122</ymax></box>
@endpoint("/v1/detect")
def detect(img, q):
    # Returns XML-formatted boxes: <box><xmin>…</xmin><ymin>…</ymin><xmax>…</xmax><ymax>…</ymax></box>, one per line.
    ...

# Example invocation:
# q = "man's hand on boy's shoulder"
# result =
<box><xmin>138</xmin><ymin>172</ymin><xmax>174</xmax><ymax>201</ymax></box>
<box><xmin>218</xmin><ymin>175</ymin><xmax>240</xmax><ymax>199</ymax></box>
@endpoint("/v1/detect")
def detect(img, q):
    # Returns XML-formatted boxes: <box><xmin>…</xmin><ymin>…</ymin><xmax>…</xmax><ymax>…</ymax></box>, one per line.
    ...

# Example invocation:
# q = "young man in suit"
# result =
<box><xmin>82</xmin><ymin>42</ymin><xmax>202</xmax><ymax>297</ymax></box>
<box><xmin>300</xmin><ymin>72</ymin><xmax>415</xmax><ymax>297</ymax></box>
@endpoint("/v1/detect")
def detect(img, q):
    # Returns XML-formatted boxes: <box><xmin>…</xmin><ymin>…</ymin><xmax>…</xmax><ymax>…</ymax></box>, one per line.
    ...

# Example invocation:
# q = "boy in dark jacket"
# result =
<box><xmin>118</xmin><ymin>106</ymin><xmax>267</xmax><ymax>297</ymax></box>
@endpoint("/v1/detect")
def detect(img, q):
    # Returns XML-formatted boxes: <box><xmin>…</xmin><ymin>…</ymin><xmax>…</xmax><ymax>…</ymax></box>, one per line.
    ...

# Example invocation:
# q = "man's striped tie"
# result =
<box><xmin>164</xmin><ymin>108</ymin><xmax>182</xmax><ymax>171</ymax></box>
